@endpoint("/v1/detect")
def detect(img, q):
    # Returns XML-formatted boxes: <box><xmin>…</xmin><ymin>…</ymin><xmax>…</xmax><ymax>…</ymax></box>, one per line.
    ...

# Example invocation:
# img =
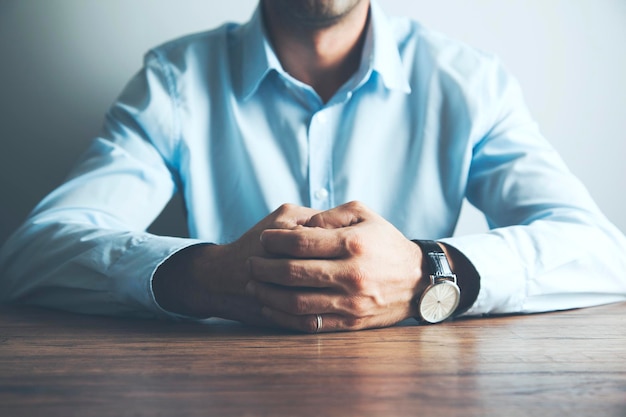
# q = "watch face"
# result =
<box><xmin>419</xmin><ymin>281</ymin><xmax>460</xmax><ymax>323</ymax></box>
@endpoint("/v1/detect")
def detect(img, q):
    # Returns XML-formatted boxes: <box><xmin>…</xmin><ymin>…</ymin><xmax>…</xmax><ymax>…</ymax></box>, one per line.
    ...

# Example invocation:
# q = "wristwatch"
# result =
<box><xmin>413</xmin><ymin>240</ymin><xmax>461</xmax><ymax>324</ymax></box>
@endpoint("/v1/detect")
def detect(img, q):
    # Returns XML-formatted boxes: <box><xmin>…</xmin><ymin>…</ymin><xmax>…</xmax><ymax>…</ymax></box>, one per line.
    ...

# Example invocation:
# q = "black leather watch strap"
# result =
<box><xmin>413</xmin><ymin>240</ymin><xmax>455</xmax><ymax>279</ymax></box>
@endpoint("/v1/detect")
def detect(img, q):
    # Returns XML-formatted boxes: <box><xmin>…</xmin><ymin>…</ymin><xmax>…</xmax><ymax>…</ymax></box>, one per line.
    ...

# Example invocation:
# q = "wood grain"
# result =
<box><xmin>1</xmin><ymin>303</ymin><xmax>625</xmax><ymax>417</ymax></box>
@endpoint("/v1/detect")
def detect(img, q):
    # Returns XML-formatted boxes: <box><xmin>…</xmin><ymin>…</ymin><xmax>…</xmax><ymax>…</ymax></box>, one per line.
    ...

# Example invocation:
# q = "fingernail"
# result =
<box><xmin>245</xmin><ymin>281</ymin><xmax>256</xmax><ymax>295</ymax></box>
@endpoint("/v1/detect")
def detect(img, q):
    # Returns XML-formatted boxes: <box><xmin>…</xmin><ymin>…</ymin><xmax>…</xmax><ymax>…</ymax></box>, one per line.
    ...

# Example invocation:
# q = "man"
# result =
<box><xmin>1</xmin><ymin>0</ymin><xmax>625</xmax><ymax>333</ymax></box>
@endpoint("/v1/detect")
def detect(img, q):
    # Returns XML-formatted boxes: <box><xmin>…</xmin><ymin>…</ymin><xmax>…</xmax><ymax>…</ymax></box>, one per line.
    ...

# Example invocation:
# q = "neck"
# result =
<box><xmin>262</xmin><ymin>1</ymin><xmax>370</xmax><ymax>103</ymax></box>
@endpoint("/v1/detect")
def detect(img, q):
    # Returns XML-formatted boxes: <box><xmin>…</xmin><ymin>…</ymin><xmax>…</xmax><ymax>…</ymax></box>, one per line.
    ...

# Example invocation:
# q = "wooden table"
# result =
<box><xmin>1</xmin><ymin>303</ymin><xmax>625</xmax><ymax>417</ymax></box>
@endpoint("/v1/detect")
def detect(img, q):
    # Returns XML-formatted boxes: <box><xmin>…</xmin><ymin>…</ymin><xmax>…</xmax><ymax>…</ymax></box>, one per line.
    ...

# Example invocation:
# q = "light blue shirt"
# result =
<box><xmin>1</xmin><ymin>1</ymin><xmax>625</xmax><ymax>318</ymax></box>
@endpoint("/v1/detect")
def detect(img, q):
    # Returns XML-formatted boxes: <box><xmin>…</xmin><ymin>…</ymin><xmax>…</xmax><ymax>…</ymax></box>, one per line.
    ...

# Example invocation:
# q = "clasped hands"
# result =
<box><xmin>154</xmin><ymin>201</ymin><xmax>425</xmax><ymax>332</ymax></box>
<box><xmin>240</xmin><ymin>201</ymin><xmax>425</xmax><ymax>332</ymax></box>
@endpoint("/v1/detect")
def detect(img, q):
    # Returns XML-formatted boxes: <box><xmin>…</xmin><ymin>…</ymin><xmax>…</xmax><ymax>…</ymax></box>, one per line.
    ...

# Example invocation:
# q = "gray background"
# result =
<box><xmin>1</xmin><ymin>0</ymin><xmax>625</xmax><ymax>245</ymax></box>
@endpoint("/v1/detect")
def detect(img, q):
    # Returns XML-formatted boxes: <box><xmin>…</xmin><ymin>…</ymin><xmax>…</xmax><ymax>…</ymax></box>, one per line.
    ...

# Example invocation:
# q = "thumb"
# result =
<box><xmin>305</xmin><ymin>201</ymin><xmax>368</xmax><ymax>229</ymax></box>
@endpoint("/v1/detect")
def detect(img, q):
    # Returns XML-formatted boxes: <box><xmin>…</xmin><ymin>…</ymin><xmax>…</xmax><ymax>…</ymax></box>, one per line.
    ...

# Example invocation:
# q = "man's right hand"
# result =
<box><xmin>152</xmin><ymin>204</ymin><xmax>320</xmax><ymax>324</ymax></box>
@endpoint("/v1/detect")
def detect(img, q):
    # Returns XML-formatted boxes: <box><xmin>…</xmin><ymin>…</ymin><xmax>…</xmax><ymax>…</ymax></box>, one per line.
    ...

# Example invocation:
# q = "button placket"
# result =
<box><xmin>307</xmin><ymin>109</ymin><xmax>334</xmax><ymax>210</ymax></box>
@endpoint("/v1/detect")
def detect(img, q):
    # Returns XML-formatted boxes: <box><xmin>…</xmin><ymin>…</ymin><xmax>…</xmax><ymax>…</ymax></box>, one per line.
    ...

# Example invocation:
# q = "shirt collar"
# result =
<box><xmin>239</xmin><ymin>7</ymin><xmax>279</xmax><ymax>101</ymax></box>
<box><xmin>238</xmin><ymin>0</ymin><xmax>411</xmax><ymax>101</ymax></box>
<box><xmin>366</xmin><ymin>0</ymin><xmax>411</xmax><ymax>94</ymax></box>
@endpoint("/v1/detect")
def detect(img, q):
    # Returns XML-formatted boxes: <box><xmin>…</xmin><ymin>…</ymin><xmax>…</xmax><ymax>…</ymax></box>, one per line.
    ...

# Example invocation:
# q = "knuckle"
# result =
<box><xmin>343</xmin><ymin>296</ymin><xmax>367</xmax><ymax>317</ymax></box>
<box><xmin>283</xmin><ymin>262</ymin><xmax>297</xmax><ymax>280</ymax></box>
<box><xmin>343</xmin><ymin>316</ymin><xmax>365</xmax><ymax>330</ymax></box>
<box><xmin>344</xmin><ymin>262</ymin><xmax>367</xmax><ymax>291</ymax></box>
<box><xmin>285</xmin><ymin>261</ymin><xmax>305</xmax><ymax>282</ymax></box>
<box><xmin>342</xmin><ymin>231</ymin><xmax>365</xmax><ymax>256</ymax></box>
<box><xmin>273</xmin><ymin>203</ymin><xmax>296</xmax><ymax>221</ymax></box>
<box><xmin>277</xmin><ymin>203</ymin><xmax>295</xmax><ymax>213</ymax></box>
<box><xmin>345</xmin><ymin>200</ymin><xmax>370</xmax><ymax>217</ymax></box>
<box><xmin>346</xmin><ymin>200</ymin><xmax>364</xmax><ymax>211</ymax></box>
<box><xmin>291</xmin><ymin>233</ymin><xmax>313</xmax><ymax>256</ymax></box>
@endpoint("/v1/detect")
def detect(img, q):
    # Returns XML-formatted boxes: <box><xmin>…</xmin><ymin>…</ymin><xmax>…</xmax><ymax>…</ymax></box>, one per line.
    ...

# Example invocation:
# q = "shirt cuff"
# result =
<box><xmin>106</xmin><ymin>234</ymin><xmax>207</xmax><ymax>320</ymax></box>
<box><xmin>440</xmin><ymin>231</ymin><xmax>527</xmax><ymax>316</ymax></box>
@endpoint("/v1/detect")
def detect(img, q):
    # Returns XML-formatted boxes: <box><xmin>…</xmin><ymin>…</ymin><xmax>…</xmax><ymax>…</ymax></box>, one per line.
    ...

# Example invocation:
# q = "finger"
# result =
<box><xmin>260</xmin><ymin>308</ymin><xmax>369</xmax><ymax>333</ymax></box>
<box><xmin>247</xmin><ymin>280</ymin><xmax>377</xmax><ymax>319</ymax></box>
<box><xmin>261</xmin><ymin>308</ymin><xmax>344</xmax><ymax>333</ymax></box>
<box><xmin>305</xmin><ymin>201</ymin><xmax>369</xmax><ymax>229</ymax></box>
<box><xmin>270</xmin><ymin>203</ymin><xmax>320</xmax><ymax>229</ymax></box>
<box><xmin>260</xmin><ymin>227</ymin><xmax>348</xmax><ymax>258</ymax></box>
<box><xmin>248</xmin><ymin>257</ymin><xmax>339</xmax><ymax>288</ymax></box>
<box><xmin>246</xmin><ymin>281</ymin><xmax>340</xmax><ymax>315</ymax></box>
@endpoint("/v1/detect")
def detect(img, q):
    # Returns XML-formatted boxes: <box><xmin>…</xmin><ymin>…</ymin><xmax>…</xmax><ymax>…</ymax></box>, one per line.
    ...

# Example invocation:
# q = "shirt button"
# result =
<box><xmin>314</xmin><ymin>188</ymin><xmax>329</xmax><ymax>200</ymax></box>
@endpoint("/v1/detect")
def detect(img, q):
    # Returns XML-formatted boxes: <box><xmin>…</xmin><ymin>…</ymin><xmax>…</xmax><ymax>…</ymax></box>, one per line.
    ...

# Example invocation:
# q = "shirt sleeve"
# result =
<box><xmin>441</xmin><ymin>59</ymin><xmax>626</xmax><ymax>315</ymax></box>
<box><xmin>0</xmin><ymin>52</ymin><xmax>204</xmax><ymax>319</ymax></box>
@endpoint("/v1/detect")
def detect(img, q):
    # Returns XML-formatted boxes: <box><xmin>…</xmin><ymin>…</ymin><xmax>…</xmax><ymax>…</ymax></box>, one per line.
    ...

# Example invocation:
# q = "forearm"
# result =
<box><xmin>441</xmin><ymin>217</ymin><xmax>626</xmax><ymax>315</ymax></box>
<box><xmin>0</xmin><ymin>215</ymin><xmax>201</xmax><ymax>318</ymax></box>
<box><xmin>153</xmin><ymin>203</ymin><xmax>323</xmax><ymax>323</ymax></box>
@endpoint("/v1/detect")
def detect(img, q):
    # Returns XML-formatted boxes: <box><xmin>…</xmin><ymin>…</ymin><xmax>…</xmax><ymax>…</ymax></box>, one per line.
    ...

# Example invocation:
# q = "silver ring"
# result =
<box><xmin>315</xmin><ymin>314</ymin><xmax>323</xmax><ymax>334</ymax></box>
